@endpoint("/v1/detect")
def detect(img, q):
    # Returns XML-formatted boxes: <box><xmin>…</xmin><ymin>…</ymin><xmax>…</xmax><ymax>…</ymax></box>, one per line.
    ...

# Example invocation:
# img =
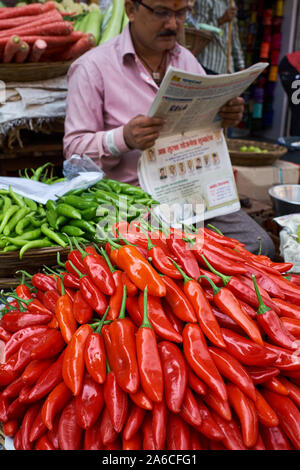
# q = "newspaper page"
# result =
<box><xmin>138</xmin><ymin>62</ymin><xmax>268</xmax><ymax>226</ymax></box>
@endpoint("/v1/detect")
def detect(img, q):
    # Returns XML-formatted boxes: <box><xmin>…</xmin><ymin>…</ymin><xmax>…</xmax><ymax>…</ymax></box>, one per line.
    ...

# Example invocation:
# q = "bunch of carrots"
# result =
<box><xmin>1</xmin><ymin>219</ymin><xmax>300</xmax><ymax>450</ymax></box>
<box><xmin>0</xmin><ymin>1</ymin><xmax>96</xmax><ymax>64</ymax></box>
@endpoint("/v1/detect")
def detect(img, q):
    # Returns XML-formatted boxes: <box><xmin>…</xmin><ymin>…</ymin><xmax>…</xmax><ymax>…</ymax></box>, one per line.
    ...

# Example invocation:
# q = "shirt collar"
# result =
<box><xmin>120</xmin><ymin>24</ymin><xmax>182</xmax><ymax>63</ymax></box>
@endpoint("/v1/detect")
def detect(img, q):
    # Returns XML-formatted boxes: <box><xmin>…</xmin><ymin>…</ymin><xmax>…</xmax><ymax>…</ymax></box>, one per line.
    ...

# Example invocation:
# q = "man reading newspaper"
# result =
<box><xmin>64</xmin><ymin>0</ymin><xmax>274</xmax><ymax>257</ymax></box>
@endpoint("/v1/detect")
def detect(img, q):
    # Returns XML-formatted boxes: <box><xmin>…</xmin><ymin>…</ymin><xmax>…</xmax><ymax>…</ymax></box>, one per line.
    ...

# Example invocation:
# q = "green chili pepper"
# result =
<box><xmin>15</xmin><ymin>216</ymin><xmax>33</xmax><ymax>236</ymax></box>
<box><xmin>56</xmin><ymin>203</ymin><xmax>82</xmax><ymax>220</ymax></box>
<box><xmin>67</xmin><ymin>219</ymin><xmax>96</xmax><ymax>235</ymax></box>
<box><xmin>19</xmin><ymin>238</ymin><xmax>53</xmax><ymax>259</ymax></box>
<box><xmin>29</xmin><ymin>216</ymin><xmax>47</xmax><ymax>228</ymax></box>
<box><xmin>8</xmin><ymin>186</ymin><xmax>25</xmax><ymax>207</ymax></box>
<box><xmin>46</xmin><ymin>200</ymin><xmax>57</xmax><ymax>212</ymax></box>
<box><xmin>1</xmin><ymin>196</ymin><xmax>12</xmax><ymax>213</ymax></box>
<box><xmin>60</xmin><ymin>195</ymin><xmax>98</xmax><ymax>210</ymax></box>
<box><xmin>37</xmin><ymin>205</ymin><xmax>46</xmax><ymax>217</ymax></box>
<box><xmin>0</xmin><ymin>205</ymin><xmax>19</xmax><ymax>234</ymax></box>
<box><xmin>2</xmin><ymin>244</ymin><xmax>19</xmax><ymax>253</ymax></box>
<box><xmin>0</xmin><ymin>237</ymin><xmax>7</xmax><ymax>249</ymax></box>
<box><xmin>61</xmin><ymin>225</ymin><xmax>85</xmax><ymax>237</ymax></box>
<box><xmin>41</xmin><ymin>223</ymin><xmax>68</xmax><ymax>248</ymax></box>
<box><xmin>23</xmin><ymin>197</ymin><xmax>38</xmax><ymax>212</ymax></box>
<box><xmin>81</xmin><ymin>206</ymin><xmax>98</xmax><ymax>221</ymax></box>
<box><xmin>8</xmin><ymin>228</ymin><xmax>42</xmax><ymax>242</ymax></box>
<box><xmin>31</xmin><ymin>162</ymin><xmax>54</xmax><ymax>181</ymax></box>
<box><xmin>3</xmin><ymin>207</ymin><xmax>31</xmax><ymax>236</ymax></box>
<box><xmin>56</xmin><ymin>215</ymin><xmax>68</xmax><ymax>227</ymax></box>
<box><xmin>46</xmin><ymin>208</ymin><xmax>58</xmax><ymax>230</ymax></box>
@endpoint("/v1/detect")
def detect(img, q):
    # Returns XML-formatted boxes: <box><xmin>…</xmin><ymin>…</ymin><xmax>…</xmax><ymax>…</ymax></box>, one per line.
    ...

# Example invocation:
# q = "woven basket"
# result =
<box><xmin>0</xmin><ymin>245</ymin><xmax>70</xmax><ymax>279</ymax></box>
<box><xmin>183</xmin><ymin>27</ymin><xmax>214</xmax><ymax>56</ymax></box>
<box><xmin>0</xmin><ymin>61</ymin><xmax>72</xmax><ymax>82</ymax></box>
<box><xmin>227</xmin><ymin>138</ymin><xmax>287</xmax><ymax>167</ymax></box>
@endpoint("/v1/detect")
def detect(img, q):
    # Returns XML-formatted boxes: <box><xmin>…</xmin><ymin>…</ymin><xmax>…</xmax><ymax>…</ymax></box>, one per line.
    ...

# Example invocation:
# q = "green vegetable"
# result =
<box><xmin>41</xmin><ymin>224</ymin><xmax>68</xmax><ymax>248</ymax></box>
<box><xmin>0</xmin><ymin>206</ymin><xmax>19</xmax><ymax>234</ymax></box>
<box><xmin>56</xmin><ymin>203</ymin><xmax>82</xmax><ymax>220</ymax></box>
<box><xmin>3</xmin><ymin>207</ymin><xmax>31</xmax><ymax>236</ymax></box>
<box><xmin>61</xmin><ymin>225</ymin><xmax>85</xmax><ymax>237</ymax></box>
<box><xmin>99</xmin><ymin>0</ymin><xmax>124</xmax><ymax>44</ymax></box>
<box><xmin>84</xmin><ymin>8</ymin><xmax>103</xmax><ymax>44</ymax></box>
<box><xmin>19</xmin><ymin>238</ymin><xmax>53</xmax><ymax>260</ymax></box>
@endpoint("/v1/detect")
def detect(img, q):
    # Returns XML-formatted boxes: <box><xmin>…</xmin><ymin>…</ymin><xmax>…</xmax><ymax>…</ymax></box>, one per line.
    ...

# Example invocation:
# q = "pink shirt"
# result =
<box><xmin>63</xmin><ymin>24</ymin><xmax>205</xmax><ymax>186</ymax></box>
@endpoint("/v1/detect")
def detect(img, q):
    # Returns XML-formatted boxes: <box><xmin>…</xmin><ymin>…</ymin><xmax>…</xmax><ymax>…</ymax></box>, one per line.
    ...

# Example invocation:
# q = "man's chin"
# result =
<box><xmin>157</xmin><ymin>35</ymin><xmax>177</xmax><ymax>49</ymax></box>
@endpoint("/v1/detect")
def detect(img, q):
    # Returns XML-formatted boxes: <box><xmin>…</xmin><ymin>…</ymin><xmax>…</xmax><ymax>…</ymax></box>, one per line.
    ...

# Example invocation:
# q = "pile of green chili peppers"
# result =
<box><xmin>0</xmin><ymin>178</ymin><xmax>158</xmax><ymax>259</ymax></box>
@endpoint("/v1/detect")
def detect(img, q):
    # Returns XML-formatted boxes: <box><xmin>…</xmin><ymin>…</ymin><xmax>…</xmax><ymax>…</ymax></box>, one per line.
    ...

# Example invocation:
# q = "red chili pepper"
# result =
<box><xmin>58</xmin><ymin>399</ymin><xmax>83</xmax><ymax>450</ymax></box>
<box><xmin>1</xmin><ymin>310</ymin><xmax>53</xmax><ymax>333</ymax></box>
<box><xmin>227</xmin><ymin>382</ymin><xmax>258</xmax><ymax>448</ymax></box>
<box><xmin>122</xmin><ymin>431</ymin><xmax>142</xmax><ymax>450</ymax></box>
<box><xmin>264</xmin><ymin>376</ymin><xmax>289</xmax><ymax>395</ymax></box>
<box><xmin>3</xmin><ymin>420</ymin><xmax>18</xmax><ymax>438</ymax></box>
<box><xmin>252</xmin><ymin>274</ymin><xmax>297</xmax><ymax>350</ymax></box>
<box><xmin>202</xmin><ymin>389</ymin><xmax>232</xmax><ymax>422</ymax></box>
<box><xmin>260</xmin><ymin>424</ymin><xmax>293</xmax><ymax>450</ymax></box>
<box><xmin>194</xmin><ymin>396</ymin><xmax>224</xmax><ymax>441</ymax></box>
<box><xmin>166</xmin><ymin>232</ymin><xmax>200</xmax><ymax>280</ymax></box>
<box><xmin>286</xmin><ymin>273</ymin><xmax>300</xmax><ymax>287</ymax></box>
<box><xmin>103</xmin><ymin>365</ymin><xmax>128</xmax><ymax>434</ymax></box>
<box><xmin>137</xmin><ymin>290</ymin><xmax>183</xmax><ymax>343</ymax></box>
<box><xmin>208</xmin><ymin>346</ymin><xmax>256</xmax><ymax>401</ymax></box>
<box><xmin>47</xmin><ymin>417</ymin><xmax>59</xmax><ymax>449</ymax></box>
<box><xmin>172</xmin><ymin>260</ymin><xmax>225</xmax><ymax>348</ymax></box>
<box><xmin>262</xmin><ymin>389</ymin><xmax>300</xmax><ymax>449</ymax></box>
<box><xmin>129</xmin><ymin>389</ymin><xmax>153</xmax><ymax>411</ymax></box>
<box><xmin>2</xmin><ymin>376</ymin><xmax>24</xmax><ymax>400</ymax></box>
<box><xmin>34</xmin><ymin>434</ymin><xmax>56</xmax><ymax>450</ymax></box>
<box><xmin>19</xmin><ymin>402</ymin><xmax>41</xmax><ymax>450</ymax></box>
<box><xmin>200</xmin><ymin>270</ymin><xmax>263</xmax><ymax>346</ymax></box>
<box><xmin>84</xmin><ymin>308</ymin><xmax>108</xmax><ymax>385</ymax></box>
<box><xmin>279</xmin><ymin>377</ymin><xmax>300</xmax><ymax>408</ymax></box>
<box><xmin>13</xmin><ymin>332</ymin><xmax>47</xmax><ymax>374</ymax></box>
<box><xmin>254</xmin><ymin>388</ymin><xmax>279</xmax><ymax>427</ymax></box>
<box><xmin>179</xmin><ymin>386</ymin><xmax>202</xmax><ymax>428</ymax></box>
<box><xmin>123</xmin><ymin>403</ymin><xmax>145</xmax><ymax>441</ymax></box>
<box><xmin>41</xmin><ymin>381</ymin><xmax>72</xmax><ymax>431</ymax></box>
<box><xmin>83</xmin><ymin>417</ymin><xmax>103</xmax><ymax>450</ymax></box>
<box><xmin>28</xmin><ymin>407</ymin><xmax>48</xmax><ymax>444</ymax></box>
<box><xmin>15</xmin><ymin>276</ymin><xmax>32</xmax><ymax>300</ymax></box>
<box><xmin>0</xmin><ymin>354</ymin><xmax>19</xmax><ymax>387</ymax></box>
<box><xmin>121</xmin><ymin>271</ymin><xmax>138</xmax><ymax>297</ymax></box>
<box><xmin>74</xmin><ymin>371</ymin><xmax>104</xmax><ymax>430</ymax></box>
<box><xmin>221</xmin><ymin>328</ymin><xmax>278</xmax><ymax>366</ymax></box>
<box><xmin>25</xmin><ymin>351</ymin><xmax>65</xmax><ymax>404</ymax></box>
<box><xmin>263</xmin><ymin>342</ymin><xmax>300</xmax><ymax>372</ymax></box>
<box><xmin>30</xmin><ymin>328</ymin><xmax>65</xmax><ymax>361</ymax></box>
<box><xmin>187</xmin><ymin>364</ymin><xmax>207</xmax><ymax>396</ymax></box>
<box><xmin>281</xmin><ymin>317</ymin><xmax>300</xmax><ymax>338</ymax></box>
<box><xmin>136</xmin><ymin>287</ymin><xmax>164</xmax><ymax>403</ymax></box>
<box><xmin>109</xmin><ymin>286</ymin><xmax>140</xmax><ymax>394</ymax></box>
<box><xmin>243</xmin><ymin>263</ymin><xmax>285</xmax><ymax>299</ymax></box>
<box><xmin>273</xmin><ymin>298</ymin><xmax>300</xmax><ymax>321</ymax></box>
<box><xmin>74</xmin><ymin>239</ymin><xmax>116</xmax><ymax>296</ymax></box>
<box><xmin>267</xmin><ymin>273</ymin><xmax>300</xmax><ymax>305</ymax></box>
<box><xmin>30</xmin><ymin>272</ymin><xmax>57</xmax><ymax>291</ymax></box>
<box><xmin>210</xmin><ymin>411</ymin><xmax>247</xmax><ymax>450</ymax></box>
<box><xmin>182</xmin><ymin>322</ymin><xmax>227</xmax><ymax>401</ymax></box>
<box><xmin>55</xmin><ymin>279</ymin><xmax>77</xmax><ymax>344</ymax></box>
<box><xmin>211</xmin><ymin>306</ymin><xmax>246</xmax><ymax>335</ymax></box>
<box><xmin>161</xmin><ymin>298</ymin><xmax>184</xmax><ymax>335</ymax></box>
<box><xmin>245</xmin><ymin>365</ymin><xmax>280</xmax><ymax>385</ymax></box>
<box><xmin>160</xmin><ymin>275</ymin><xmax>197</xmax><ymax>323</ymax></box>
<box><xmin>4</xmin><ymin>325</ymin><xmax>49</xmax><ymax>360</ymax></box>
<box><xmin>62</xmin><ymin>323</ymin><xmax>91</xmax><ymax>396</ymax></box>
<box><xmin>60</xmin><ymin>272</ymin><xmax>80</xmax><ymax>290</ymax></box>
<box><xmin>114</xmin><ymin>223</ymin><xmax>148</xmax><ymax>249</ymax></box>
<box><xmin>114</xmin><ymin>242</ymin><xmax>166</xmax><ymax>297</ymax></box>
<box><xmin>142</xmin><ymin>412</ymin><xmax>156</xmax><ymax>450</ymax></box>
<box><xmin>42</xmin><ymin>289</ymin><xmax>60</xmax><ymax>315</ymax></box>
<box><xmin>72</xmin><ymin>289</ymin><xmax>93</xmax><ymax>325</ymax></box>
<box><xmin>7</xmin><ymin>397</ymin><xmax>28</xmax><ymax>421</ymax></box>
<box><xmin>108</xmin><ymin>270</ymin><xmax>124</xmax><ymax>321</ymax></box>
<box><xmin>13</xmin><ymin>429</ymin><xmax>22</xmax><ymax>450</ymax></box>
<box><xmin>67</xmin><ymin>248</ymin><xmax>87</xmax><ymax>274</ymax></box>
<box><xmin>166</xmin><ymin>414</ymin><xmax>191</xmax><ymax>450</ymax></box>
<box><xmin>152</xmin><ymin>401</ymin><xmax>167</xmax><ymax>450</ymax></box>
<box><xmin>0</xmin><ymin>325</ymin><xmax>11</xmax><ymax>343</ymax></box>
<box><xmin>195</xmin><ymin>244</ymin><xmax>248</xmax><ymax>276</ymax></box>
<box><xmin>0</xmin><ymin>393</ymin><xmax>8</xmax><ymax>423</ymax></box>
<box><xmin>68</xmin><ymin>260</ymin><xmax>108</xmax><ymax>318</ymax></box>
<box><xmin>99</xmin><ymin>406</ymin><xmax>119</xmax><ymax>447</ymax></box>
<box><xmin>158</xmin><ymin>340</ymin><xmax>187</xmax><ymax>413</ymax></box>
<box><xmin>125</xmin><ymin>296</ymin><xmax>142</xmax><ymax>327</ymax></box>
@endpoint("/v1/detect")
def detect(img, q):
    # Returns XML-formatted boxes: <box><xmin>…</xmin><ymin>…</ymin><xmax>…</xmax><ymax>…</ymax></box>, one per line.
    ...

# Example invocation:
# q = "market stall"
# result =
<box><xmin>1</xmin><ymin>0</ymin><xmax>300</xmax><ymax>455</ymax></box>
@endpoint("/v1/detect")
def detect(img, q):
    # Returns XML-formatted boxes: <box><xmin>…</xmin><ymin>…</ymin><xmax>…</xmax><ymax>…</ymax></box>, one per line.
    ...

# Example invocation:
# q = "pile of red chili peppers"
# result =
<box><xmin>1</xmin><ymin>219</ymin><xmax>300</xmax><ymax>450</ymax></box>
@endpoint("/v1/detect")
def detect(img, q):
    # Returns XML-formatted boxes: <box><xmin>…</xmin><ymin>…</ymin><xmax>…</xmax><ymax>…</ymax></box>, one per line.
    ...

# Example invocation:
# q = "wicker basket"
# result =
<box><xmin>183</xmin><ymin>27</ymin><xmax>214</xmax><ymax>56</ymax></box>
<box><xmin>227</xmin><ymin>138</ymin><xmax>287</xmax><ymax>167</ymax></box>
<box><xmin>0</xmin><ymin>61</ymin><xmax>73</xmax><ymax>82</ymax></box>
<box><xmin>0</xmin><ymin>245</ymin><xmax>70</xmax><ymax>279</ymax></box>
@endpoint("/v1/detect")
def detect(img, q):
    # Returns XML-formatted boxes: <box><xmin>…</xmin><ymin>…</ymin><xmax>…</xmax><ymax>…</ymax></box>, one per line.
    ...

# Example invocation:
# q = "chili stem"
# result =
<box><xmin>140</xmin><ymin>286</ymin><xmax>152</xmax><ymax>329</ymax></box>
<box><xmin>200</xmin><ymin>255</ymin><xmax>231</xmax><ymax>286</ymax></box>
<box><xmin>252</xmin><ymin>274</ymin><xmax>270</xmax><ymax>315</ymax></box>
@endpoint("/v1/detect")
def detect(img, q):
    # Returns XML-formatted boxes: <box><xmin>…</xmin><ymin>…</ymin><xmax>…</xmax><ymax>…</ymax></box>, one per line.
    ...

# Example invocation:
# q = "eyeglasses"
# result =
<box><xmin>135</xmin><ymin>1</ymin><xmax>188</xmax><ymax>22</ymax></box>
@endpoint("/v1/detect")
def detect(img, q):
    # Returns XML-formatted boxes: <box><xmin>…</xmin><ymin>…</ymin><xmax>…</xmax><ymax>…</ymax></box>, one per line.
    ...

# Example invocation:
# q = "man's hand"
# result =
<box><xmin>123</xmin><ymin>115</ymin><xmax>167</xmax><ymax>150</ymax></box>
<box><xmin>219</xmin><ymin>96</ymin><xmax>245</xmax><ymax>128</ymax></box>
<box><xmin>218</xmin><ymin>6</ymin><xmax>237</xmax><ymax>26</ymax></box>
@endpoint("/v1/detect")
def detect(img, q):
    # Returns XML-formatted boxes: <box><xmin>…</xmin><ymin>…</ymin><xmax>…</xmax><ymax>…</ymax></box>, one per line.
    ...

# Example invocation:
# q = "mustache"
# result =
<box><xmin>157</xmin><ymin>30</ymin><xmax>177</xmax><ymax>37</ymax></box>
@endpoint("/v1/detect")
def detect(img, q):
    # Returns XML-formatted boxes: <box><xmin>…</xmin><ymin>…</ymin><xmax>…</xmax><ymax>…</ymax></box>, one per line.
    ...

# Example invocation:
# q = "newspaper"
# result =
<box><xmin>138</xmin><ymin>62</ymin><xmax>268</xmax><ymax>226</ymax></box>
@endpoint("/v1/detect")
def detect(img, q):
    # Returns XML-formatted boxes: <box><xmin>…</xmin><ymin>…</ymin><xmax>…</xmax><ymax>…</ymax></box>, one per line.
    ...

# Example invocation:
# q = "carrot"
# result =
<box><xmin>0</xmin><ymin>13</ymin><xmax>64</xmax><ymax>38</ymax></box>
<box><xmin>0</xmin><ymin>21</ymin><xmax>73</xmax><ymax>40</ymax></box>
<box><xmin>0</xmin><ymin>2</ymin><xmax>56</xmax><ymax>20</ymax></box>
<box><xmin>0</xmin><ymin>10</ymin><xmax>62</xmax><ymax>31</ymax></box>
<box><xmin>14</xmin><ymin>40</ymin><xmax>30</xmax><ymax>63</ymax></box>
<box><xmin>2</xmin><ymin>35</ymin><xmax>21</xmax><ymax>63</ymax></box>
<box><xmin>61</xmin><ymin>33</ymin><xmax>96</xmax><ymax>60</ymax></box>
<box><xmin>28</xmin><ymin>38</ymin><xmax>47</xmax><ymax>62</ymax></box>
<box><xmin>0</xmin><ymin>31</ymin><xmax>83</xmax><ymax>49</ymax></box>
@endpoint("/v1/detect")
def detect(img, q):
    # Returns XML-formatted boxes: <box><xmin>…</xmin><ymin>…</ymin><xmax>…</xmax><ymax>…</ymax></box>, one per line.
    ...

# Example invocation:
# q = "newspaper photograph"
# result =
<box><xmin>138</xmin><ymin>62</ymin><xmax>268</xmax><ymax>226</ymax></box>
